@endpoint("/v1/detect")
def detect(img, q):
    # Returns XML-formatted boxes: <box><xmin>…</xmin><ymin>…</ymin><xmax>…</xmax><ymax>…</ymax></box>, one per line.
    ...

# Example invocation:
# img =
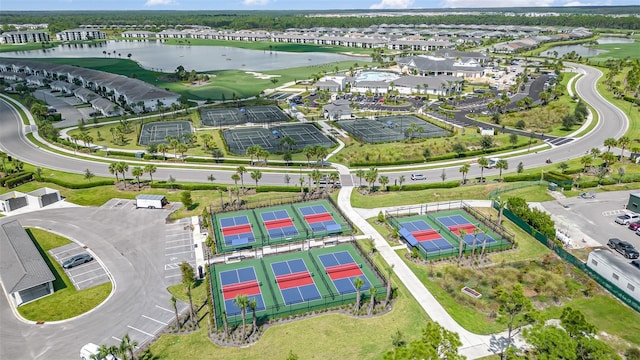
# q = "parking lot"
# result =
<box><xmin>539</xmin><ymin>190</ymin><xmax>640</xmax><ymax>260</ymax></box>
<box><xmin>48</xmin><ymin>243</ymin><xmax>110</xmax><ymax>290</ymax></box>
<box><xmin>164</xmin><ymin>217</ymin><xmax>196</xmax><ymax>281</ymax></box>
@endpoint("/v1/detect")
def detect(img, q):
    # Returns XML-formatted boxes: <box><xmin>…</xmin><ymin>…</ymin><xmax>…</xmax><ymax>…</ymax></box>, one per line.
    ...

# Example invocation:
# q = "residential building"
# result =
<box><xmin>56</xmin><ymin>29</ymin><xmax>106</xmax><ymax>41</ymax></box>
<box><xmin>0</xmin><ymin>31</ymin><xmax>50</xmax><ymax>44</ymax></box>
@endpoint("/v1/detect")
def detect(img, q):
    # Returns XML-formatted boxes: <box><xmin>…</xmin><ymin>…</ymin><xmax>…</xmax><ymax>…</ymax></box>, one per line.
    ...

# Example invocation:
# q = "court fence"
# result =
<box><xmin>386</xmin><ymin>201</ymin><xmax>515</xmax><ymax>260</ymax></box>
<box><xmin>495</xmin><ymin>201</ymin><xmax>640</xmax><ymax>313</ymax></box>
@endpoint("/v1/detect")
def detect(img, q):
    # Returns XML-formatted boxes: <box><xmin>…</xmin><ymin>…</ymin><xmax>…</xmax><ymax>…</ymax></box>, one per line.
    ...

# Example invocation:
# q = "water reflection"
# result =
<box><xmin>0</xmin><ymin>39</ymin><xmax>366</xmax><ymax>72</ymax></box>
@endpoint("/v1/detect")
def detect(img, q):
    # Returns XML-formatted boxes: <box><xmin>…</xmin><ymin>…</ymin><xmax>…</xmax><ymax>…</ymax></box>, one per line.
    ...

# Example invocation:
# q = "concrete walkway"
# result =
<box><xmin>337</xmin><ymin>186</ymin><xmax>507</xmax><ymax>359</ymax></box>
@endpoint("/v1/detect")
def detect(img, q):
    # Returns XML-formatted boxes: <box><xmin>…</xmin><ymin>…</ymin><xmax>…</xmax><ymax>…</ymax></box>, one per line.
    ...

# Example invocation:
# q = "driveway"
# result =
<box><xmin>48</xmin><ymin>243</ymin><xmax>110</xmax><ymax>290</ymax></box>
<box><xmin>0</xmin><ymin>206</ymin><xmax>189</xmax><ymax>359</ymax></box>
<box><xmin>33</xmin><ymin>89</ymin><xmax>88</xmax><ymax>128</ymax></box>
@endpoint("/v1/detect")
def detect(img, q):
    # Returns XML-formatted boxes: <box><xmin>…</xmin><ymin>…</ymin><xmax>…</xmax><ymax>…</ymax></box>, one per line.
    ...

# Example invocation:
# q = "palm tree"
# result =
<box><xmin>398</xmin><ymin>175</ymin><xmax>405</xmax><ymax>190</ymax></box>
<box><xmin>617</xmin><ymin>136</ymin><xmax>630</xmax><ymax>161</ymax></box>
<box><xmin>368</xmin><ymin>286</ymin><xmax>377</xmax><ymax>316</ymax></box>
<box><xmin>250</xmin><ymin>169</ymin><xmax>262</xmax><ymax>188</ymax></box>
<box><xmin>458</xmin><ymin>229</ymin><xmax>466</xmax><ymax>265</ymax></box>
<box><xmin>365</xmin><ymin>167</ymin><xmax>378</xmax><ymax>191</ymax></box>
<box><xmin>170</xmin><ymin>295</ymin><xmax>180</xmax><ymax>330</ymax></box>
<box><xmin>495</xmin><ymin>197</ymin><xmax>507</xmax><ymax>226</ymax></box>
<box><xmin>108</xmin><ymin>162</ymin><xmax>119</xmax><ymax>183</ymax></box>
<box><xmin>143</xmin><ymin>164</ymin><xmax>157</xmax><ymax>183</ymax></box>
<box><xmin>233</xmin><ymin>294</ymin><xmax>250</xmax><ymax>339</ymax></box>
<box><xmin>329</xmin><ymin>172</ymin><xmax>340</xmax><ymax>188</ymax></box>
<box><xmin>302</xmin><ymin>146</ymin><xmax>315</xmax><ymax>167</ymax></box>
<box><xmin>379</xmin><ymin>175</ymin><xmax>389</xmax><ymax>191</ymax></box>
<box><xmin>118</xmin><ymin>337</ymin><xmax>130</xmax><ymax>360</ymax></box>
<box><xmin>116</xmin><ymin>162</ymin><xmax>129</xmax><ymax>187</ymax></box>
<box><xmin>459</xmin><ymin>163</ymin><xmax>470</xmax><ymax>184</ymax></box>
<box><xmin>355</xmin><ymin>169</ymin><xmax>365</xmax><ymax>188</ymax></box>
<box><xmin>131</xmin><ymin>166</ymin><xmax>143</xmax><ymax>189</ymax></box>
<box><xmin>236</xmin><ymin>166</ymin><xmax>247</xmax><ymax>190</ymax></box>
<box><xmin>384</xmin><ymin>264</ymin><xmax>393</xmax><ymax>307</ymax></box>
<box><xmin>177</xmin><ymin>143</ymin><xmax>188</xmax><ymax>160</ymax></box>
<box><xmin>353</xmin><ymin>277</ymin><xmax>365</xmax><ymax>314</ymax></box>
<box><xmin>157</xmin><ymin>143</ymin><xmax>169</xmax><ymax>160</ymax></box>
<box><xmin>471</xmin><ymin>228</ymin><xmax>480</xmax><ymax>260</ymax></box>
<box><xmin>249</xmin><ymin>298</ymin><xmax>258</xmax><ymax>334</ymax></box>
<box><xmin>580</xmin><ymin>155</ymin><xmax>593</xmax><ymax>173</ymax></box>
<box><xmin>231</xmin><ymin>173</ymin><xmax>240</xmax><ymax>189</ymax></box>
<box><xmin>478</xmin><ymin>157</ymin><xmax>489</xmax><ymax>183</ymax></box>
<box><xmin>169</xmin><ymin>138</ymin><xmax>180</xmax><ymax>160</ymax></box>
<box><xmin>495</xmin><ymin>159</ymin><xmax>508</xmax><ymax>181</ymax></box>
<box><xmin>604</xmin><ymin>137</ymin><xmax>617</xmax><ymax>153</ymax></box>
<box><xmin>121</xmin><ymin>333</ymin><xmax>137</xmax><ymax>360</ymax></box>
<box><xmin>590</xmin><ymin>147</ymin><xmax>601</xmax><ymax>159</ymax></box>
<box><xmin>314</xmin><ymin>145</ymin><xmax>329</xmax><ymax>166</ymax></box>
<box><xmin>298</xmin><ymin>176</ymin><xmax>305</xmax><ymax>195</ymax></box>
<box><xmin>310</xmin><ymin>169</ymin><xmax>323</xmax><ymax>191</ymax></box>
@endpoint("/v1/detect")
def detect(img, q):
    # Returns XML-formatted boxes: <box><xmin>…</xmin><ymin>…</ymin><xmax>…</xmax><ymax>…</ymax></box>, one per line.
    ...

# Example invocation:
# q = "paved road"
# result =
<box><xmin>0</xmin><ymin>63</ymin><xmax>629</xmax><ymax>359</ymax></box>
<box><xmin>0</xmin><ymin>207</ymin><xmax>189</xmax><ymax>360</ymax></box>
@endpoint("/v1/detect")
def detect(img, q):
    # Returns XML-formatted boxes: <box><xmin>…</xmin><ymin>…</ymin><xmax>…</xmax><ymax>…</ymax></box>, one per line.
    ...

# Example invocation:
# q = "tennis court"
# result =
<box><xmin>139</xmin><ymin>121</ymin><xmax>193</xmax><ymax>145</ymax></box>
<box><xmin>298</xmin><ymin>203</ymin><xmax>343</xmax><ymax>234</ymax></box>
<box><xmin>200</xmin><ymin>106</ymin><xmax>289</xmax><ymax>127</ymax></box>
<box><xmin>219</xmin><ymin>266</ymin><xmax>266</xmax><ymax>316</ymax></box>
<box><xmin>318</xmin><ymin>251</ymin><xmax>371</xmax><ymax>295</ymax></box>
<box><xmin>260</xmin><ymin>209</ymin><xmax>299</xmax><ymax>240</ymax></box>
<box><xmin>436</xmin><ymin>214</ymin><xmax>497</xmax><ymax>247</ymax></box>
<box><xmin>398</xmin><ymin>219</ymin><xmax>455</xmax><ymax>254</ymax></box>
<box><xmin>336</xmin><ymin>116</ymin><xmax>449</xmax><ymax>143</ymax></box>
<box><xmin>218</xmin><ymin>215</ymin><xmax>256</xmax><ymax>247</ymax></box>
<box><xmin>209</xmin><ymin>243</ymin><xmax>385</xmax><ymax>327</ymax></box>
<box><xmin>223</xmin><ymin>123</ymin><xmax>334</xmax><ymax>155</ymax></box>
<box><xmin>271</xmin><ymin>259</ymin><xmax>321</xmax><ymax>305</ymax></box>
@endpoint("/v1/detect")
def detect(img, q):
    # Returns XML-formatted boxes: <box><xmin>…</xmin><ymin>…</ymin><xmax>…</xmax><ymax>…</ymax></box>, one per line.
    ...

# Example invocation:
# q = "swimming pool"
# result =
<box><xmin>355</xmin><ymin>71</ymin><xmax>401</xmax><ymax>82</ymax></box>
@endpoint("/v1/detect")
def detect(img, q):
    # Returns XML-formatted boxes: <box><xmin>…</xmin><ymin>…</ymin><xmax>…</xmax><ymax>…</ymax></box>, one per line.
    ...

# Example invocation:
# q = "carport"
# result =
<box><xmin>26</xmin><ymin>187</ymin><xmax>61</xmax><ymax>209</ymax></box>
<box><xmin>627</xmin><ymin>193</ymin><xmax>640</xmax><ymax>213</ymax></box>
<box><xmin>0</xmin><ymin>220</ymin><xmax>55</xmax><ymax>307</ymax></box>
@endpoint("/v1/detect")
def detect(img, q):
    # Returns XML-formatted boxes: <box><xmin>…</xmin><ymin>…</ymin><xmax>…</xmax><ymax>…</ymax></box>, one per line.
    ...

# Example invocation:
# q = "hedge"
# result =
<box><xmin>256</xmin><ymin>185</ymin><xmax>304</xmax><ymax>193</ymax></box>
<box><xmin>503</xmin><ymin>173</ymin><xmax>541</xmax><ymax>182</ymax></box>
<box><xmin>6</xmin><ymin>172</ymin><xmax>34</xmax><ymax>188</ymax></box>
<box><xmin>42</xmin><ymin>177</ymin><xmax>114</xmax><ymax>189</ymax></box>
<box><xmin>106</xmin><ymin>150</ymin><xmax>137</xmax><ymax>158</ymax></box>
<box><xmin>0</xmin><ymin>171</ymin><xmax>31</xmax><ymax>187</ymax></box>
<box><xmin>150</xmin><ymin>182</ymin><xmax>227</xmax><ymax>191</ymax></box>
<box><xmin>387</xmin><ymin>180</ymin><xmax>459</xmax><ymax>191</ymax></box>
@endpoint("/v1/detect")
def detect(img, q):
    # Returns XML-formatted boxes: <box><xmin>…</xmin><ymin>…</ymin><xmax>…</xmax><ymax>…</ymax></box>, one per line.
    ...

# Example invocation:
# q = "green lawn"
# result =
<box><xmin>17</xmin><ymin>228</ymin><xmax>112</xmax><ymax>321</ymax></box>
<box><xmin>590</xmin><ymin>42</ymin><xmax>640</xmax><ymax>62</ymax></box>
<box><xmin>152</xmin><ymin>251</ymin><xmax>428</xmax><ymax>360</ymax></box>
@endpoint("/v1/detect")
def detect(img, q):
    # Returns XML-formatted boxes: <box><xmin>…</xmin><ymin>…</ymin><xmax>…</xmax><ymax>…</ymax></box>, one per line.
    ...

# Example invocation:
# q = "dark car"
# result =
<box><xmin>63</xmin><ymin>253</ymin><xmax>93</xmax><ymax>269</ymax></box>
<box><xmin>607</xmin><ymin>238</ymin><xmax>640</xmax><ymax>259</ymax></box>
<box><xmin>631</xmin><ymin>260</ymin><xmax>640</xmax><ymax>270</ymax></box>
<box><xmin>629</xmin><ymin>221</ymin><xmax>640</xmax><ymax>231</ymax></box>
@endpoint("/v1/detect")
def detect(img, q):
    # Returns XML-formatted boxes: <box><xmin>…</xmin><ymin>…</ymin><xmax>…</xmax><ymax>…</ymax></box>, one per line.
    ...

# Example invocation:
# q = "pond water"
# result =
<box><xmin>0</xmin><ymin>40</ymin><xmax>366</xmax><ymax>72</ymax></box>
<box><xmin>541</xmin><ymin>37</ymin><xmax>635</xmax><ymax>58</ymax></box>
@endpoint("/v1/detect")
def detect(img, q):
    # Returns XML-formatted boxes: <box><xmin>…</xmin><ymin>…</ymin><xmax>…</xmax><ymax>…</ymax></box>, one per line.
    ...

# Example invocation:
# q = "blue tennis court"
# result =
<box><xmin>318</xmin><ymin>251</ymin><xmax>371</xmax><ymax>295</ymax></box>
<box><xmin>436</xmin><ymin>214</ymin><xmax>471</xmax><ymax>227</ymax></box>
<box><xmin>398</xmin><ymin>220</ymin><xmax>454</xmax><ymax>253</ymax></box>
<box><xmin>459</xmin><ymin>231</ymin><xmax>497</xmax><ymax>246</ymax></box>
<box><xmin>271</xmin><ymin>259</ymin><xmax>321</xmax><ymax>305</ymax></box>
<box><xmin>261</xmin><ymin>209</ymin><xmax>299</xmax><ymax>240</ymax></box>
<box><xmin>219</xmin><ymin>266</ymin><xmax>265</xmax><ymax>316</ymax></box>
<box><xmin>219</xmin><ymin>215</ymin><xmax>256</xmax><ymax>247</ymax></box>
<box><xmin>298</xmin><ymin>204</ymin><xmax>330</xmax><ymax>216</ymax></box>
<box><xmin>219</xmin><ymin>215</ymin><xmax>250</xmax><ymax>228</ymax></box>
<box><xmin>399</xmin><ymin>220</ymin><xmax>431</xmax><ymax>232</ymax></box>
<box><xmin>299</xmin><ymin>205</ymin><xmax>342</xmax><ymax>233</ymax></box>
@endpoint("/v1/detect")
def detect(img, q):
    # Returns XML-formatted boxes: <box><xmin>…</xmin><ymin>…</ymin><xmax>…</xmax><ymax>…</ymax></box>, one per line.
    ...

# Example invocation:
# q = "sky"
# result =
<box><xmin>1</xmin><ymin>0</ymin><xmax>637</xmax><ymax>11</ymax></box>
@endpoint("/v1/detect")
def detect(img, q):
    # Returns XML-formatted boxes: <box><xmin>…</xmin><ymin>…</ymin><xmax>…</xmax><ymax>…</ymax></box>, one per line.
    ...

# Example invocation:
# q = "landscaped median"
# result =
<box><xmin>17</xmin><ymin>228</ymin><xmax>111</xmax><ymax>322</ymax></box>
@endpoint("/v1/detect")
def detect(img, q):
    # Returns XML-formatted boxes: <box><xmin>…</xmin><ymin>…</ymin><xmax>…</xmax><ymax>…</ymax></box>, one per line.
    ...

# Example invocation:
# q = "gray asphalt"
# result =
<box><xmin>0</xmin><ymin>207</ymin><xmax>188</xmax><ymax>360</ymax></box>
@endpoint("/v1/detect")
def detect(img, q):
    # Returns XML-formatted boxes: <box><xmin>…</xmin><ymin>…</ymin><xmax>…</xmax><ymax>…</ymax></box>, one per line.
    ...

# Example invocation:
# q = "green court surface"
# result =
<box><xmin>209</xmin><ymin>243</ymin><xmax>386</xmax><ymax>326</ymax></box>
<box><xmin>387</xmin><ymin>209</ymin><xmax>512</xmax><ymax>260</ymax></box>
<box><xmin>212</xmin><ymin>200</ymin><xmax>352</xmax><ymax>253</ymax></box>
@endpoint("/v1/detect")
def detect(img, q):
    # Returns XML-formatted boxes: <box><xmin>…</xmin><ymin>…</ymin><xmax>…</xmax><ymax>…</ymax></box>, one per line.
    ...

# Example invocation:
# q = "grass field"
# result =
<box><xmin>17</xmin><ymin>228</ymin><xmax>112</xmax><ymax>321</ymax></box>
<box><xmin>151</xmin><ymin>247</ymin><xmax>428</xmax><ymax>359</ymax></box>
<box><xmin>590</xmin><ymin>42</ymin><xmax>640</xmax><ymax>62</ymax></box>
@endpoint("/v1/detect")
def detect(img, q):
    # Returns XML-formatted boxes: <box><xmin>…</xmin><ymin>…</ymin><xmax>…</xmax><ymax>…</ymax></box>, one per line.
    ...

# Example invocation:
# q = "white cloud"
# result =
<box><xmin>563</xmin><ymin>0</ymin><xmax>611</xmax><ymax>5</ymax></box>
<box><xmin>370</xmin><ymin>0</ymin><xmax>415</xmax><ymax>9</ymax></box>
<box><xmin>144</xmin><ymin>0</ymin><xmax>175</xmax><ymax>6</ymax></box>
<box><xmin>442</xmin><ymin>0</ymin><xmax>555</xmax><ymax>7</ymax></box>
<box><xmin>242</xmin><ymin>0</ymin><xmax>270</xmax><ymax>5</ymax></box>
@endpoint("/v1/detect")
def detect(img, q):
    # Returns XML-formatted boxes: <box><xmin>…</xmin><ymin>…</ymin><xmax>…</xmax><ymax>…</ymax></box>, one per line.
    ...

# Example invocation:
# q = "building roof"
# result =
<box><xmin>136</xmin><ymin>194</ymin><xmax>167</xmax><ymax>200</ymax></box>
<box><xmin>0</xmin><ymin>220</ymin><xmax>55</xmax><ymax>293</ymax></box>
<box><xmin>589</xmin><ymin>249</ymin><xmax>640</xmax><ymax>285</ymax></box>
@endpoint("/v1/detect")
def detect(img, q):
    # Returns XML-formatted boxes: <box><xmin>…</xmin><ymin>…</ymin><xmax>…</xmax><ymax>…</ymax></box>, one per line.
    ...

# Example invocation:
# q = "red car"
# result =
<box><xmin>629</xmin><ymin>221</ymin><xmax>640</xmax><ymax>231</ymax></box>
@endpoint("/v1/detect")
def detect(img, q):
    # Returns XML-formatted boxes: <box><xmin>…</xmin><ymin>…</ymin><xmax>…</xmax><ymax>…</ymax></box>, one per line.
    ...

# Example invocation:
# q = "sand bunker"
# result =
<box><xmin>246</xmin><ymin>71</ymin><xmax>281</xmax><ymax>80</ymax></box>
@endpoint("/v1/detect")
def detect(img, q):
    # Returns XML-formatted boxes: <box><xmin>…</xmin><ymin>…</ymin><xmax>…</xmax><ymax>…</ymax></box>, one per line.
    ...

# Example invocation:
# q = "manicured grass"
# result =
<box><xmin>16</xmin><ymin>228</ymin><xmax>112</xmax><ymax>321</ymax></box>
<box><xmin>595</xmin><ymin>67</ymin><xmax>640</xmax><ymax>141</ymax></box>
<box><xmin>350</xmin><ymin>182</ymin><xmax>552</xmax><ymax>209</ymax></box>
<box><xmin>591</xmin><ymin>42</ymin><xmax>640</xmax><ymax>61</ymax></box>
<box><xmin>152</xmin><ymin>251</ymin><xmax>428</xmax><ymax>360</ymax></box>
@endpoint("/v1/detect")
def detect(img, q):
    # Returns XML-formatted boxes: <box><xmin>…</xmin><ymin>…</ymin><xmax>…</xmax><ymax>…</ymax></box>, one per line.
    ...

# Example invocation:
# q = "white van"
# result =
<box><xmin>486</xmin><ymin>158</ymin><xmax>500</xmax><ymax>169</ymax></box>
<box><xmin>80</xmin><ymin>343</ymin><xmax>119</xmax><ymax>360</ymax></box>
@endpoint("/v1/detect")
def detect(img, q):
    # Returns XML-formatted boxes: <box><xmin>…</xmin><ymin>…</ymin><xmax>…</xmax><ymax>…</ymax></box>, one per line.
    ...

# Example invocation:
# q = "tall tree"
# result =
<box><xmin>459</xmin><ymin>163</ymin><xmax>470</xmax><ymax>184</ymax></box>
<box><xmin>382</xmin><ymin>322</ymin><xmax>464</xmax><ymax>360</ymax></box>
<box><xmin>478</xmin><ymin>157</ymin><xmax>489</xmax><ymax>183</ymax></box>
<box><xmin>496</xmin><ymin>159</ymin><xmax>508</xmax><ymax>181</ymax></box>
<box><xmin>250</xmin><ymin>169</ymin><xmax>262</xmax><ymax>188</ymax></box>
<box><xmin>180</xmin><ymin>262</ymin><xmax>198</xmax><ymax>329</ymax></box>
<box><xmin>170</xmin><ymin>295</ymin><xmax>180</xmax><ymax>330</ymax></box>
<box><xmin>143</xmin><ymin>164</ymin><xmax>157</xmax><ymax>183</ymax></box>
<box><xmin>353</xmin><ymin>277</ymin><xmax>365</xmax><ymax>314</ymax></box>
<box><xmin>495</xmin><ymin>284</ymin><xmax>538</xmax><ymax>359</ymax></box>
<box><xmin>233</xmin><ymin>294</ymin><xmax>250</xmax><ymax>340</ymax></box>
<box><xmin>236</xmin><ymin>165</ymin><xmax>247</xmax><ymax>190</ymax></box>
<box><xmin>368</xmin><ymin>286</ymin><xmax>377</xmax><ymax>316</ymax></box>
<box><xmin>108</xmin><ymin>162</ymin><xmax>119</xmax><ymax>183</ymax></box>
<box><xmin>131</xmin><ymin>166</ymin><xmax>143</xmax><ymax>189</ymax></box>
<box><xmin>617</xmin><ymin>136</ymin><xmax>630</xmax><ymax>161</ymax></box>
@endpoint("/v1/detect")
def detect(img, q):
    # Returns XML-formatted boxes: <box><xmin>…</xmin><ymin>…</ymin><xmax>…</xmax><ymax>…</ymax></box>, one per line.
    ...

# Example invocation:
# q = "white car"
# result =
<box><xmin>80</xmin><ymin>343</ymin><xmax>119</xmax><ymax>360</ymax></box>
<box><xmin>411</xmin><ymin>174</ymin><xmax>426</xmax><ymax>181</ymax></box>
<box><xmin>615</xmin><ymin>213</ymin><xmax>640</xmax><ymax>225</ymax></box>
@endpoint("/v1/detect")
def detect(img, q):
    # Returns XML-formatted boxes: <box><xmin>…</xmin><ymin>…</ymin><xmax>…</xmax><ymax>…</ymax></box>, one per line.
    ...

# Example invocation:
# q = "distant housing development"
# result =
<box><xmin>56</xmin><ymin>29</ymin><xmax>107</xmax><ymax>41</ymax></box>
<box><xmin>0</xmin><ymin>59</ymin><xmax>180</xmax><ymax>115</ymax></box>
<box><xmin>0</xmin><ymin>31</ymin><xmax>50</xmax><ymax>44</ymax></box>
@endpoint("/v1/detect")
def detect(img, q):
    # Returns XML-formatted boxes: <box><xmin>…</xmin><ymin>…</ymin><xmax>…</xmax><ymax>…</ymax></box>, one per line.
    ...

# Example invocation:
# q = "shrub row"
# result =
<box><xmin>150</xmin><ymin>182</ymin><xmax>228</xmax><ymax>191</ymax></box>
<box><xmin>42</xmin><ymin>177</ymin><xmax>114</xmax><ymax>189</ymax></box>
<box><xmin>1</xmin><ymin>171</ymin><xmax>31</xmax><ymax>187</ymax></box>
<box><xmin>387</xmin><ymin>180</ymin><xmax>459</xmax><ymax>191</ymax></box>
<box><xmin>5</xmin><ymin>172</ymin><xmax>34</xmax><ymax>188</ymax></box>
<box><xmin>256</xmin><ymin>185</ymin><xmax>304</xmax><ymax>193</ymax></box>
<box><xmin>503</xmin><ymin>172</ymin><xmax>541</xmax><ymax>182</ymax></box>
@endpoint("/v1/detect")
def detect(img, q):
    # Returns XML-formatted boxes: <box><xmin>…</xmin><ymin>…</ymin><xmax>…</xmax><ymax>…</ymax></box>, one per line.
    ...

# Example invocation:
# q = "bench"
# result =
<box><xmin>461</xmin><ymin>286</ymin><xmax>482</xmax><ymax>299</ymax></box>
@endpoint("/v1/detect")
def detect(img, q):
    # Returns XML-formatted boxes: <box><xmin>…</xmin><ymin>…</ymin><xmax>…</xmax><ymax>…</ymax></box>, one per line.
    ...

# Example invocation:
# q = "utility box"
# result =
<box><xmin>135</xmin><ymin>194</ymin><xmax>168</xmax><ymax>209</ymax></box>
<box><xmin>548</xmin><ymin>183</ymin><xmax>558</xmax><ymax>191</ymax></box>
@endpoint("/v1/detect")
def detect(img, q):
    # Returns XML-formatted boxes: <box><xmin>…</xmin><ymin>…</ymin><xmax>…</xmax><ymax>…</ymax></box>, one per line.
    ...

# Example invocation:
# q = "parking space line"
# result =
<box><xmin>165</xmin><ymin>250</ymin><xmax>194</xmax><ymax>256</ymax></box>
<box><xmin>75</xmin><ymin>273</ymin><xmax>109</xmax><ymax>285</ymax></box>
<box><xmin>127</xmin><ymin>325</ymin><xmax>154</xmax><ymax>337</ymax></box>
<box><xmin>165</xmin><ymin>244</ymin><xmax>192</xmax><ymax>250</ymax></box>
<box><xmin>165</xmin><ymin>237</ymin><xmax>190</xmax><ymax>242</ymax></box>
<box><xmin>165</xmin><ymin>274</ymin><xmax>182</xmax><ymax>279</ymax></box>
<box><xmin>69</xmin><ymin>267</ymin><xmax>102</xmax><ymax>277</ymax></box>
<box><xmin>142</xmin><ymin>315</ymin><xmax>168</xmax><ymax>325</ymax></box>
<box><xmin>156</xmin><ymin>305</ymin><xmax>173</xmax><ymax>313</ymax></box>
<box><xmin>112</xmin><ymin>336</ymin><xmax>122</xmax><ymax>342</ymax></box>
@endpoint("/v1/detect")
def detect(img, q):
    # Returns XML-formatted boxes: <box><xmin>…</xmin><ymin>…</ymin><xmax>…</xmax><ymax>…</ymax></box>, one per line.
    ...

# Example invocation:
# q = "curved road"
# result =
<box><xmin>0</xmin><ymin>63</ymin><xmax>629</xmax><ymax>359</ymax></box>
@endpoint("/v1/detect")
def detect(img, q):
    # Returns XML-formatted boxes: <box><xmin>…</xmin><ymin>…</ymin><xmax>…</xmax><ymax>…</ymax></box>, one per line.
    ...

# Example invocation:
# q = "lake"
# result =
<box><xmin>541</xmin><ymin>37</ymin><xmax>636</xmax><ymax>58</ymax></box>
<box><xmin>0</xmin><ymin>40</ymin><xmax>366</xmax><ymax>72</ymax></box>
